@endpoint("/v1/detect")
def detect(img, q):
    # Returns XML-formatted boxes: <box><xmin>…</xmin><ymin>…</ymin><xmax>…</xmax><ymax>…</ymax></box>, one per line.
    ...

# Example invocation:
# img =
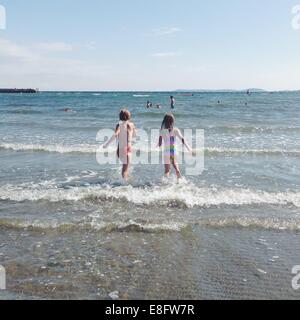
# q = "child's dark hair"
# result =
<box><xmin>161</xmin><ymin>113</ymin><xmax>175</xmax><ymax>130</ymax></box>
<box><xmin>119</xmin><ymin>109</ymin><xmax>131</xmax><ymax>121</ymax></box>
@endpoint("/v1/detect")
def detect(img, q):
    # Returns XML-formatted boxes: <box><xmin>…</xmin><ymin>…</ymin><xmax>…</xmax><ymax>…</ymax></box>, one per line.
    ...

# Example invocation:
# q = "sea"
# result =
<box><xmin>0</xmin><ymin>91</ymin><xmax>299</xmax><ymax>299</ymax></box>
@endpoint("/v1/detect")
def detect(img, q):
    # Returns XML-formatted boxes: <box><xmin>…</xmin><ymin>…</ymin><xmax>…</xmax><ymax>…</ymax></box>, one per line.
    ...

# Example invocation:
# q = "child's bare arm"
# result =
<box><xmin>158</xmin><ymin>135</ymin><xmax>163</xmax><ymax>148</ymax></box>
<box><xmin>175</xmin><ymin>129</ymin><xmax>192</xmax><ymax>152</ymax></box>
<box><xmin>103</xmin><ymin>125</ymin><xmax>120</xmax><ymax>148</ymax></box>
<box><xmin>132</xmin><ymin>123</ymin><xmax>137</xmax><ymax>138</ymax></box>
<box><xmin>158</xmin><ymin>129</ymin><xmax>163</xmax><ymax>148</ymax></box>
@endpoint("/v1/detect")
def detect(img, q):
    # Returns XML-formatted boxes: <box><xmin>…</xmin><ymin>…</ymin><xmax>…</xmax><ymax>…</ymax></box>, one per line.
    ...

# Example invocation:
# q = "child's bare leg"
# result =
<box><xmin>164</xmin><ymin>164</ymin><xmax>170</xmax><ymax>177</ymax></box>
<box><xmin>122</xmin><ymin>154</ymin><xmax>132</xmax><ymax>180</ymax></box>
<box><xmin>172</xmin><ymin>161</ymin><xmax>182</xmax><ymax>179</ymax></box>
<box><xmin>122</xmin><ymin>164</ymin><xmax>129</xmax><ymax>180</ymax></box>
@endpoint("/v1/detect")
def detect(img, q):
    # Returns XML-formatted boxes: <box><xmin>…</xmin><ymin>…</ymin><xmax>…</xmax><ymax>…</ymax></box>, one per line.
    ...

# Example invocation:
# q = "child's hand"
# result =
<box><xmin>103</xmin><ymin>143</ymin><xmax>108</xmax><ymax>149</ymax></box>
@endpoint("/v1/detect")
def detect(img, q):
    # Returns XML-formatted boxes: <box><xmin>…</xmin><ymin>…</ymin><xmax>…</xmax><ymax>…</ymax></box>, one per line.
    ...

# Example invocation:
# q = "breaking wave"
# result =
<box><xmin>205</xmin><ymin>147</ymin><xmax>300</xmax><ymax>156</ymax></box>
<box><xmin>1</xmin><ymin>142</ymin><xmax>299</xmax><ymax>156</ymax></box>
<box><xmin>0</xmin><ymin>183</ymin><xmax>299</xmax><ymax>208</ymax></box>
<box><xmin>198</xmin><ymin>217</ymin><xmax>300</xmax><ymax>231</ymax></box>
<box><xmin>0</xmin><ymin>142</ymin><xmax>95</xmax><ymax>154</ymax></box>
<box><xmin>1</xmin><ymin>216</ymin><xmax>299</xmax><ymax>233</ymax></box>
<box><xmin>0</xmin><ymin>218</ymin><xmax>187</xmax><ymax>233</ymax></box>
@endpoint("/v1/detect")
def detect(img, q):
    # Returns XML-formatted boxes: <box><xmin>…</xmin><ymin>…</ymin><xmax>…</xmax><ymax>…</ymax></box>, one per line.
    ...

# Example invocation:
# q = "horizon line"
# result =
<box><xmin>1</xmin><ymin>88</ymin><xmax>300</xmax><ymax>93</ymax></box>
<box><xmin>25</xmin><ymin>89</ymin><xmax>300</xmax><ymax>93</ymax></box>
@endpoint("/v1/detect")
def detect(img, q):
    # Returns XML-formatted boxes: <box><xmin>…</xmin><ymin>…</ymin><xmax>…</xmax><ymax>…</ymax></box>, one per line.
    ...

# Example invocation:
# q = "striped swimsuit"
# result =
<box><xmin>160</xmin><ymin>128</ymin><xmax>178</xmax><ymax>164</ymax></box>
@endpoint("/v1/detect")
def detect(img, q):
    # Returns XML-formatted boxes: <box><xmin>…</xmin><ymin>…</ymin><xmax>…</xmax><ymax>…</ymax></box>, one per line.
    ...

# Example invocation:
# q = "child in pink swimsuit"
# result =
<box><xmin>159</xmin><ymin>114</ymin><xmax>192</xmax><ymax>179</ymax></box>
<box><xmin>104</xmin><ymin>109</ymin><xmax>136</xmax><ymax>180</ymax></box>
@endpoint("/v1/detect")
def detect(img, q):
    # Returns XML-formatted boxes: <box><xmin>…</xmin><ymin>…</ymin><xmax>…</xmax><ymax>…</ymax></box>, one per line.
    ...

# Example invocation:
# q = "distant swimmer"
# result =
<box><xmin>146</xmin><ymin>101</ymin><xmax>153</xmax><ymax>109</ymax></box>
<box><xmin>156</xmin><ymin>104</ymin><xmax>162</xmax><ymax>109</ymax></box>
<box><xmin>62</xmin><ymin>108</ymin><xmax>74</xmax><ymax>113</ymax></box>
<box><xmin>170</xmin><ymin>96</ymin><xmax>175</xmax><ymax>109</ymax></box>
<box><xmin>218</xmin><ymin>100</ymin><xmax>221</xmax><ymax>104</ymax></box>
<box><xmin>247</xmin><ymin>89</ymin><xmax>251</xmax><ymax>96</ymax></box>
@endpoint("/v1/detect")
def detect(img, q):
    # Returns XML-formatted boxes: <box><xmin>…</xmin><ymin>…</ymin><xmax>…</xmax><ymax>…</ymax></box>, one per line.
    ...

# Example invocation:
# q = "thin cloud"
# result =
<box><xmin>35</xmin><ymin>42</ymin><xmax>73</xmax><ymax>52</ymax></box>
<box><xmin>82</xmin><ymin>41</ymin><xmax>97</xmax><ymax>51</ymax></box>
<box><xmin>36</xmin><ymin>42</ymin><xmax>97</xmax><ymax>52</ymax></box>
<box><xmin>0</xmin><ymin>38</ymin><xmax>38</xmax><ymax>61</ymax></box>
<box><xmin>151</xmin><ymin>52</ymin><xmax>182</xmax><ymax>58</ymax></box>
<box><xmin>151</xmin><ymin>27</ymin><xmax>182</xmax><ymax>36</ymax></box>
<box><xmin>0</xmin><ymin>37</ymin><xmax>111</xmax><ymax>90</ymax></box>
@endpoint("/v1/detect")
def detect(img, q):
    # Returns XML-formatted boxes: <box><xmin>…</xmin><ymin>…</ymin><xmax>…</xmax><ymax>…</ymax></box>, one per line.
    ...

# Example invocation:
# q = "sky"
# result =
<box><xmin>0</xmin><ymin>0</ymin><xmax>300</xmax><ymax>91</ymax></box>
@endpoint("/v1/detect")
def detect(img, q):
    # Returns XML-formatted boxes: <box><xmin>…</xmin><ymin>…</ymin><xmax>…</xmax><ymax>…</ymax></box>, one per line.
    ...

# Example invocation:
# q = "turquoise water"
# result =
<box><xmin>0</xmin><ymin>91</ymin><xmax>300</xmax><ymax>299</ymax></box>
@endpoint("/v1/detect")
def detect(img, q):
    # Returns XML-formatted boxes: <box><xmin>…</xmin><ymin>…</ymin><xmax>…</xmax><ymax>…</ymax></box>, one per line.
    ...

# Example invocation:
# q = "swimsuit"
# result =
<box><xmin>160</xmin><ymin>128</ymin><xmax>177</xmax><ymax>164</ymax></box>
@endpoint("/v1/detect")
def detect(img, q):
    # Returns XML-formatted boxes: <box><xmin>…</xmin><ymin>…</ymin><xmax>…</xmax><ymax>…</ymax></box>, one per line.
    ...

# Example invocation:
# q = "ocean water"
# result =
<box><xmin>0</xmin><ymin>91</ymin><xmax>300</xmax><ymax>300</ymax></box>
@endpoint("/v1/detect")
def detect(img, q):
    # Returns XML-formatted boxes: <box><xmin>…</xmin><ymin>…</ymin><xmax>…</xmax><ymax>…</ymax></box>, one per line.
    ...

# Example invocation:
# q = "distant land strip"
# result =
<box><xmin>0</xmin><ymin>88</ymin><xmax>38</xmax><ymax>93</ymax></box>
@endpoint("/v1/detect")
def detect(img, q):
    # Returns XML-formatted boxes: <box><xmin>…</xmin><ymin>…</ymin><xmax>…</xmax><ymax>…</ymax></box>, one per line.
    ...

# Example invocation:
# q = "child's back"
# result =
<box><xmin>104</xmin><ymin>109</ymin><xmax>136</xmax><ymax>180</ymax></box>
<box><xmin>159</xmin><ymin>114</ymin><xmax>192</xmax><ymax>179</ymax></box>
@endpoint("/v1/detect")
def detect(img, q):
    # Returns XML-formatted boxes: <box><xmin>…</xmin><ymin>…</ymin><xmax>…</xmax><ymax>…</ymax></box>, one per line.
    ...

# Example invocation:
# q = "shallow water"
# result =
<box><xmin>0</xmin><ymin>91</ymin><xmax>300</xmax><ymax>299</ymax></box>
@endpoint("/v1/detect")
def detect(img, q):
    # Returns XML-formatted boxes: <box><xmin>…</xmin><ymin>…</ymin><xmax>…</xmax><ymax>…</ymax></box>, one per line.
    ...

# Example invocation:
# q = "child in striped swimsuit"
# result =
<box><xmin>159</xmin><ymin>114</ymin><xmax>192</xmax><ymax>179</ymax></box>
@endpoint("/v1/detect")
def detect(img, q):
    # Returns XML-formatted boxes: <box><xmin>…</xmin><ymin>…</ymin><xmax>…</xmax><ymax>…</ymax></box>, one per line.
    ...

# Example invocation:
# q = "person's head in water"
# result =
<box><xmin>119</xmin><ymin>109</ymin><xmax>131</xmax><ymax>122</ymax></box>
<box><xmin>161</xmin><ymin>113</ymin><xmax>175</xmax><ymax>130</ymax></box>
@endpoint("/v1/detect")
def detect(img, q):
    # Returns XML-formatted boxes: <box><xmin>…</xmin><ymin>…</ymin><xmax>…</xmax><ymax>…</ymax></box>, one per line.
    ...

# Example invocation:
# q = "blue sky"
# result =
<box><xmin>0</xmin><ymin>0</ymin><xmax>299</xmax><ymax>90</ymax></box>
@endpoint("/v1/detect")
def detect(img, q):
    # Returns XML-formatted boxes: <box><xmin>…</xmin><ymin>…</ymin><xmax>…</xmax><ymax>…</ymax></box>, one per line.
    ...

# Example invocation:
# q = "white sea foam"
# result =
<box><xmin>198</xmin><ymin>217</ymin><xmax>300</xmax><ymax>231</ymax></box>
<box><xmin>0</xmin><ymin>218</ymin><xmax>188</xmax><ymax>233</ymax></box>
<box><xmin>0</xmin><ymin>183</ymin><xmax>299</xmax><ymax>208</ymax></box>
<box><xmin>205</xmin><ymin>147</ymin><xmax>300</xmax><ymax>156</ymax></box>
<box><xmin>1</xmin><ymin>142</ymin><xmax>299</xmax><ymax>156</ymax></box>
<box><xmin>1</xmin><ymin>215</ymin><xmax>299</xmax><ymax>233</ymax></box>
<box><xmin>0</xmin><ymin>142</ymin><xmax>96</xmax><ymax>154</ymax></box>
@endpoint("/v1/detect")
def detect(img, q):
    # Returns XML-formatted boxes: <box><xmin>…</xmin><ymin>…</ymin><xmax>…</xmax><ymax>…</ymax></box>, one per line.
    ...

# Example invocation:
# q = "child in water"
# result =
<box><xmin>159</xmin><ymin>113</ymin><xmax>193</xmax><ymax>179</ymax></box>
<box><xmin>104</xmin><ymin>109</ymin><xmax>137</xmax><ymax>180</ymax></box>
